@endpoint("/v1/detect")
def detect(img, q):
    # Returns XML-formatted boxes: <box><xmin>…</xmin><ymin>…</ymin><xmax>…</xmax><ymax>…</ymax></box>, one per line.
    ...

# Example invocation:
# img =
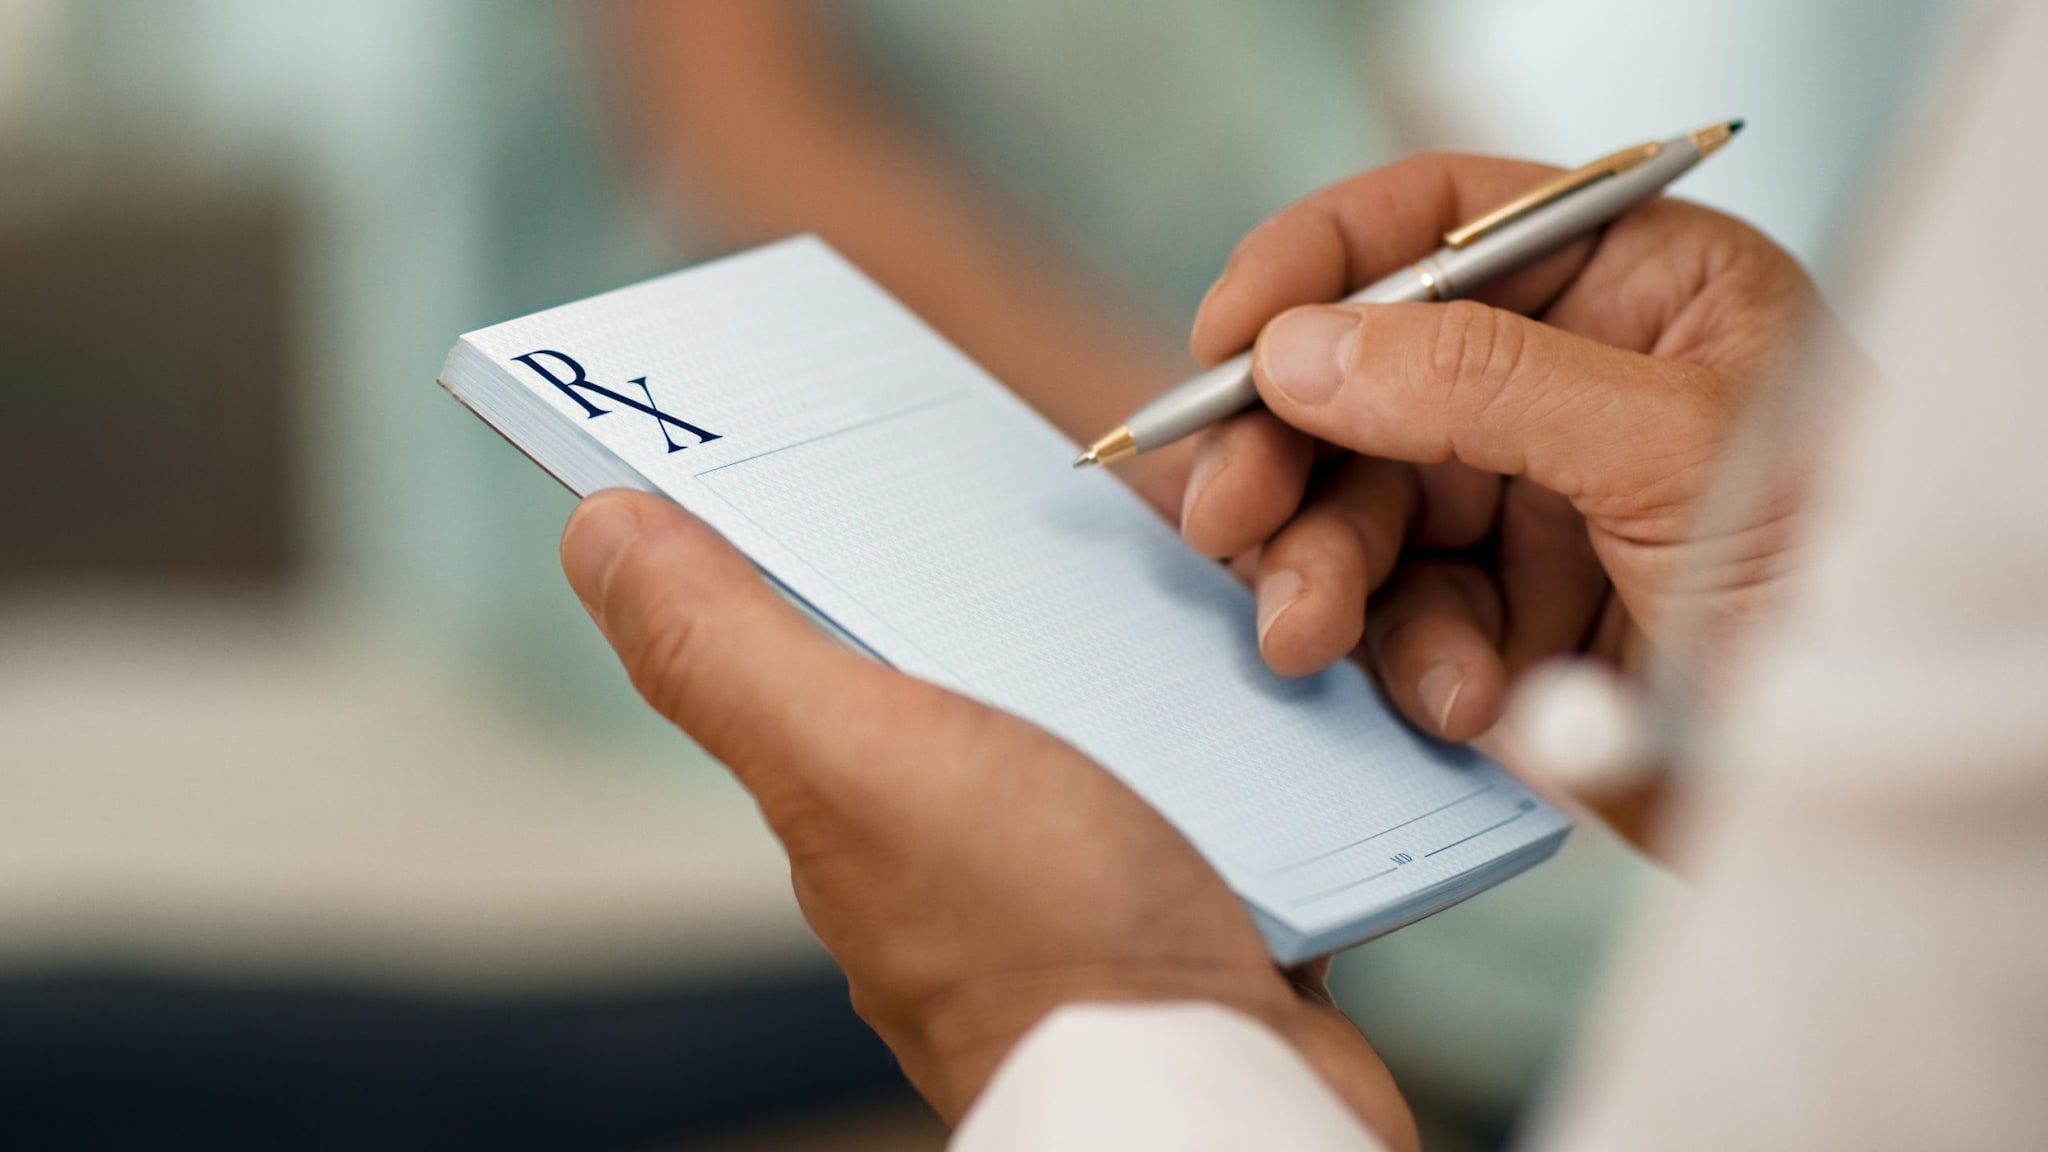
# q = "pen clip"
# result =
<box><xmin>1442</xmin><ymin>141</ymin><xmax>1662</xmax><ymax>249</ymax></box>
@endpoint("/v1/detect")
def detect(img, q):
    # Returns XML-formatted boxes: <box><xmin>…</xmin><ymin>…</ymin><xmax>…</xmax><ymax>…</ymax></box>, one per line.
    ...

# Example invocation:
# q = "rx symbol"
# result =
<box><xmin>511</xmin><ymin>349</ymin><xmax>723</xmax><ymax>452</ymax></box>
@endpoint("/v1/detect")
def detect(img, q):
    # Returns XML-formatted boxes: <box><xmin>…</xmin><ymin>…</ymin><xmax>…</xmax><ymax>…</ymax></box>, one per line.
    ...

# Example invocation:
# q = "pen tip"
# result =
<box><xmin>1689</xmin><ymin>119</ymin><xmax>1744</xmax><ymax>157</ymax></box>
<box><xmin>1076</xmin><ymin>426</ymin><xmax>1139</xmax><ymax>469</ymax></box>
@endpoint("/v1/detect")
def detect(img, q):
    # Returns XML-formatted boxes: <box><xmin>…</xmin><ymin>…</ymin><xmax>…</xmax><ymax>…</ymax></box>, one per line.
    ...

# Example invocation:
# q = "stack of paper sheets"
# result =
<box><xmin>439</xmin><ymin>237</ymin><xmax>1569</xmax><ymax>962</ymax></box>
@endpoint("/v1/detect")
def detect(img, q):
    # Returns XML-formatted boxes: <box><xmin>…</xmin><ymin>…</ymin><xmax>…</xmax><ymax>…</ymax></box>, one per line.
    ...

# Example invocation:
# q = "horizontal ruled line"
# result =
<box><xmin>1424</xmin><ymin>810</ymin><xmax>1529</xmax><ymax>858</ymax></box>
<box><xmin>694</xmin><ymin>392</ymin><xmax>968</xmax><ymax>477</ymax></box>
<box><xmin>1263</xmin><ymin>783</ymin><xmax>1495</xmax><ymax>879</ymax></box>
<box><xmin>1288</xmin><ymin>866</ymin><xmax>1401</xmax><ymax>908</ymax></box>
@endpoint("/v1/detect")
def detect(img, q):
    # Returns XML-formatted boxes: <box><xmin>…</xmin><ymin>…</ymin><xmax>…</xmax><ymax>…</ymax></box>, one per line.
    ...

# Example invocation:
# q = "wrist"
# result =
<box><xmin>1266</xmin><ymin>997</ymin><xmax>1422</xmax><ymax>1152</ymax></box>
<box><xmin>900</xmin><ymin>967</ymin><xmax>1417</xmax><ymax>1152</ymax></box>
<box><xmin>898</xmin><ymin>966</ymin><xmax>1300</xmax><ymax>1123</ymax></box>
<box><xmin>916</xmin><ymin>983</ymin><xmax>1417</xmax><ymax>1152</ymax></box>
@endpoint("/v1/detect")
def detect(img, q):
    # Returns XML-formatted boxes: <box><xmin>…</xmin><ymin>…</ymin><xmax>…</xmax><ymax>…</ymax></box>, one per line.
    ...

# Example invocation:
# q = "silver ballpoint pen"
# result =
<box><xmin>1074</xmin><ymin>119</ymin><xmax>1743</xmax><ymax>468</ymax></box>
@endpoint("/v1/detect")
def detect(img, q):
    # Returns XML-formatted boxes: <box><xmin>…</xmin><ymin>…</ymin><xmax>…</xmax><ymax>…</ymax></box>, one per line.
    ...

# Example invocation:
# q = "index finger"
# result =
<box><xmin>1190</xmin><ymin>153</ymin><xmax>1594</xmax><ymax>365</ymax></box>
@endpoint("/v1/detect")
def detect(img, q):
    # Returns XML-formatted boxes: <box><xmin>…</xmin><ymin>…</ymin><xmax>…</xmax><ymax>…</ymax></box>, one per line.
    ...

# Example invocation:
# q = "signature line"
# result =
<box><xmin>1424</xmin><ymin>810</ymin><xmax>1529</xmax><ymax>858</ymax></box>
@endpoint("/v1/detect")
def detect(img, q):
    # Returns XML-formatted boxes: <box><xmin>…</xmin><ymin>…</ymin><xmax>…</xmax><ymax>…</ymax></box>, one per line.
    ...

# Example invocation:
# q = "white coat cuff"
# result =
<box><xmin>950</xmin><ymin>1001</ymin><xmax>1389</xmax><ymax>1151</ymax></box>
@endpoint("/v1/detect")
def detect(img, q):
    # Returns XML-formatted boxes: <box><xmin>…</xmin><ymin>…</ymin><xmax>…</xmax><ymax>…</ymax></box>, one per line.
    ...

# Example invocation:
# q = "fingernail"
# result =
<box><xmin>1180</xmin><ymin>440</ymin><xmax>1227</xmax><ymax>533</ymax></box>
<box><xmin>1418</xmin><ymin>664</ymin><xmax>1465</xmax><ymax>736</ymax></box>
<box><xmin>1192</xmin><ymin>274</ymin><xmax>1226</xmax><ymax>336</ymax></box>
<box><xmin>1258</xmin><ymin>306</ymin><xmax>1355</xmax><ymax>406</ymax></box>
<box><xmin>1191</xmin><ymin>259</ymin><xmax>1239</xmax><ymax>336</ymax></box>
<box><xmin>561</xmin><ymin>496</ymin><xmax>641</xmax><ymax>618</ymax></box>
<box><xmin>1189</xmin><ymin>279</ymin><xmax>1238</xmax><ymax>365</ymax></box>
<box><xmin>1256</xmin><ymin>569</ymin><xmax>1304</xmax><ymax>650</ymax></box>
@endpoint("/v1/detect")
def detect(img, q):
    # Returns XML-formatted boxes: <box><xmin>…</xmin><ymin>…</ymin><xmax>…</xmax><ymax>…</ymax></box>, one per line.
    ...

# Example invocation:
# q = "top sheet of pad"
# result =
<box><xmin>447</xmin><ymin>237</ymin><xmax>1568</xmax><ymax>939</ymax></box>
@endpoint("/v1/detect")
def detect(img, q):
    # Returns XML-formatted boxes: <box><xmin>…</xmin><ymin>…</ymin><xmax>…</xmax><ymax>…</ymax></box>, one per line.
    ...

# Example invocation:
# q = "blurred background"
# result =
<box><xmin>0</xmin><ymin>1</ymin><xmax>1973</xmax><ymax>1148</ymax></box>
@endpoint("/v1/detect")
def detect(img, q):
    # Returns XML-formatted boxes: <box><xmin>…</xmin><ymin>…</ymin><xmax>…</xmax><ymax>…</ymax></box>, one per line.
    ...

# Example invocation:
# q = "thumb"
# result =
<box><xmin>1252</xmin><ymin>301</ymin><xmax>1729</xmax><ymax>505</ymax></box>
<box><xmin>560</xmin><ymin>488</ymin><xmax>904</xmax><ymax>796</ymax></box>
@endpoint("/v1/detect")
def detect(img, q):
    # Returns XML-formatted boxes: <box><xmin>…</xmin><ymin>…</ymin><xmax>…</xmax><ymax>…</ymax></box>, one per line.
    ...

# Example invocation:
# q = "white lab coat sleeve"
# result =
<box><xmin>950</xmin><ymin>1002</ymin><xmax>1390</xmax><ymax>1152</ymax></box>
<box><xmin>1533</xmin><ymin>5</ymin><xmax>2048</xmax><ymax>1148</ymax></box>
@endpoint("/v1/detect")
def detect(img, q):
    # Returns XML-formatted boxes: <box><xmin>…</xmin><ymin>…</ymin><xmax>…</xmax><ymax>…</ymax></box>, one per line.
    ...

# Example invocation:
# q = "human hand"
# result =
<box><xmin>1180</xmin><ymin>153</ymin><xmax>1826</xmax><ymax>741</ymax></box>
<box><xmin>558</xmin><ymin>490</ymin><xmax>1418</xmax><ymax>1149</ymax></box>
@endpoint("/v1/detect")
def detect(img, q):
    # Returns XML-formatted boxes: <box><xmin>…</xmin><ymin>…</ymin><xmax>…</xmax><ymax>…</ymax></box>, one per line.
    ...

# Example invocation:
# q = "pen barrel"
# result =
<box><xmin>1125</xmin><ymin>250</ymin><xmax>1446</xmax><ymax>450</ymax></box>
<box><xmin>1127</xmin><ymin>352</ymin><xmax>1257</xmax><ymax>450</ymax></box>
<box><xmin>1430</xmin><ymin>135</ymin><xmax>1705</xmax><ymax>298</ymax></box>
<box><xmin>1117</xmin><ymin>132</ymin><xmax>1708</xmax><ymax>456</ymax></box>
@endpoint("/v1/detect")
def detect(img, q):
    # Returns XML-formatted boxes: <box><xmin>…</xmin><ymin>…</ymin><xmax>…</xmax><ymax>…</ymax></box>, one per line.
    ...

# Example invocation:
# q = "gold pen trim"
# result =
<box><xmin>1074</xmin><ymin>425</ymin><xmax>1137</xmax><ymax>468</ymax></box>
<box><xmin>1412</xmin><ymin>262</ymin><xmax>1442</xmax><ymax>302</ymax></box>
<box><xmin>1688</xmin><ymin>119</ymin><xmax>1742</xmax><ymax>158</ymax></box>
<box><xmin>1443</xmin><ymin>141</ymin><xmax>1663</xmax><ymax>249</ymax></box>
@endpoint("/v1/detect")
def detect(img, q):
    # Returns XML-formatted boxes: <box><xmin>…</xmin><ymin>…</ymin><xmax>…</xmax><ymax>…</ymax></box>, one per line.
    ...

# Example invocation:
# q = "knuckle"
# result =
<box><xmin>1341</xmin><ymin>503</ymin><xmax>1404</xmax><ymax>588</ymax></box>
<box><xmin>1437</xmin><ymin>559</ymin><xmax>1495</xmax><ymax>607</ymax></box>
<box><xmin>1425</xmin><ymin>300</ymin><xmax>1527</xmax><ymax>423</ymax></box>
<box><xmin>631</xmin><ymin>602</ymin><xmax>752</xmax><ymax>764</ymax></box>
<box><xmin>1434</xmin><ymin>561</ymin><xmax>1506</xmax><ymax>640</ymax></box>
<box><xmin>1267</xmin><ymin>511</ymin><xmax>1349</xmax><ymax>577</ymax></box>
<box><xmin>629</xmin><ymin>606</ymin><xmax>707</xmax><ymax>723</ymax></box>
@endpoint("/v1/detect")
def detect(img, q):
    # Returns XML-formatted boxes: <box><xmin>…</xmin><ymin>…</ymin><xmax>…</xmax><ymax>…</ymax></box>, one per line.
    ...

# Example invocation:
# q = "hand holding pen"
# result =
<box><xmin>1077</xmin><ymin>121</ymin><xmax>1742</xmax><ymax>467</ymax></box>
<box><xmin>1134</xmin><ymin>131</ymin><xmax>1834</xmax><ymax>785</ymax></box>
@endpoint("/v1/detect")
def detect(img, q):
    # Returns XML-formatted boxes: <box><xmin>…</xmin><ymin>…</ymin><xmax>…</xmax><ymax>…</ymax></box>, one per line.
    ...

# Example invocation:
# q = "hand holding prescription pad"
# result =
<box><xmin>438</xmin><ymin>237</ymin><xmax>1568</xmax><ymax>963</ymax></box>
